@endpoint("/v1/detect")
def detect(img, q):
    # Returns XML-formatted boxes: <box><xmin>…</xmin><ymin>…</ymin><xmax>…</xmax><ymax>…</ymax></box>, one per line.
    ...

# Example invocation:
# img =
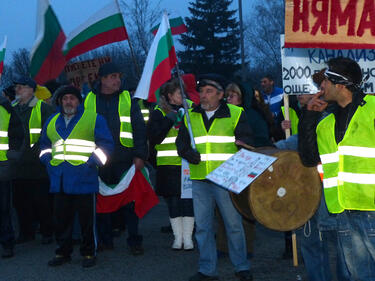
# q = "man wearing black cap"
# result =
<box><xmin>299</xmin><ymin>57</ymin><xmax>375</xmax><ymax>280</ymax></box>
<box><xmin>39</xmin><ymin>85</ymin><xmax>114</xmax><ymax>268</ymax></box>
<box><xmin>176</xmin><ymin>74</ymin><xmax>254</xmax><ymax>281</ymax></box>
<box><xmin>0</xmin><ymin>94</ymin><xmax>24</xmax><ymax>258</ymax></box>
<box><xmin>12</xmin><ymin>76</ymin><xmax>55</xmax><ymax>245</ymax></box>
<box><xmin>84</xmin><ymin>62</ymin><xmax>147</xmax><ymax>255</ymax></box>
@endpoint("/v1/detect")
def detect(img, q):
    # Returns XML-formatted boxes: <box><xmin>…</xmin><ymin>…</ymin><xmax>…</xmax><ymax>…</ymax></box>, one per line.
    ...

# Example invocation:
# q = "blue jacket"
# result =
<box><xmin>39</xmin><ymin>104</ymin><xmax>114</xmax><ymax>194</ymax></box>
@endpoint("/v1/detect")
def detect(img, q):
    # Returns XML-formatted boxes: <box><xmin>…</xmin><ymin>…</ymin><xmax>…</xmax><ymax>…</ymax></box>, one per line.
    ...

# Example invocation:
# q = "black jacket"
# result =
<box><xmin>176</xmin><ymin>100</ymin><xmax>254</xmax><ymax>162</ymax></box>
<box><xmin>0</xmin><ymin>96</ymin><xmax>24</xmax><ymax>181</ymax></box>
<box><xmin>13</xmin><ymin>96</ymin><xmax>54</xmax><ymax>180</ymax></box>
<box><xmin>90</xmin><ymin>84</ymin><xmax>148</xmax><ymax>185</ymax></box>
<box><xmin>298</xmin><ymin>91</ymin><xmax>366</xmax><ymax>167</ymax></box>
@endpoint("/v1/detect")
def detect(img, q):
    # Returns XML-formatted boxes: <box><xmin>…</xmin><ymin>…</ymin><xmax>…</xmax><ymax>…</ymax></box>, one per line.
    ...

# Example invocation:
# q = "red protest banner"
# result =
<box><xmin>285</xmin><ymin>0</ymin><xmax>375</xmax><ymax>49</ymax></box>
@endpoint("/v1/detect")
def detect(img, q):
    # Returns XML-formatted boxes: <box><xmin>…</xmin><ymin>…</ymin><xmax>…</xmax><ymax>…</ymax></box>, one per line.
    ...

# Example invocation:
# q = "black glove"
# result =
<box><xmin>184</xmin><ymin>149</ymin><xmax>201</xmax><ymax>164</ymax></box>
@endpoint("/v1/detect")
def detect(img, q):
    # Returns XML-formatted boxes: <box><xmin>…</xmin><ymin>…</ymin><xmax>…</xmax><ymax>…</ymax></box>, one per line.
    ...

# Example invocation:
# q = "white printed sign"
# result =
<box><xmin>206</xmin><ymin>149</ymin><xmax>277</xmax><ymax>194</ymax></box>
<box><xmin>281</xmin><ymin>34</ymin><xmax>375</xmax><ymax>95</ymax></box>
<box><xmin>181</xmin><ymin>159</ymin><xmax>192</xmax><ymax>199</ymax></box>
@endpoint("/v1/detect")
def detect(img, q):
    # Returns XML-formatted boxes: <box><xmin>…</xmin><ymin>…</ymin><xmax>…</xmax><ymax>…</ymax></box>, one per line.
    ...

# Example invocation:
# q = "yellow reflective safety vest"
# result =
<box><xmin>29</xmin><ymin>100</ymin><xmax>43</xmax><ymax>147</ymax></box>
<box><xmin>281</xmin><ymin>106</ymin><xmax>299</xmax><ymax>135</ymax></box>
<box><xmin>138</xmin><ymin>99</ymin><xmax>150</xmax><ymax>123</ymax></box>
<box><xmin>0</xmin><ymin>105</ymin><xmax>10</xmax><ymax>161</ymax></box>
<box><xmin>84</xmin><ymin>91</ymin><xmax>133</xmax><ymax>147</ymax></box>
<box><xmin>47</xmin><ymin>110</ymin><xmax>97</xmax><ymax>166</ymax></box>
<box><xmin>155</xmin><ymin>100</ymin><xmax>193</xmax><ymax>166</ymax></box>
<box><xmin>186</xmin><ymin>104</ymin><xmax>242</xmax><ymax>180</ymax></box>
<box><xmin>316</xmin><ymin>95</ymin><xmax>375</xmax><ymax>213</ymax></box>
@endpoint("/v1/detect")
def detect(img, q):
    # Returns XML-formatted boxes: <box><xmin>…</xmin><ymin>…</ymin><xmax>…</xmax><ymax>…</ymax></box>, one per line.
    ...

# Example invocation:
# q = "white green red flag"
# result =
<box><xmin>0</xmin><ymin>36</ymin><xmax>7</xmax><ymax>75</ymax></box>
<box><xmin>63</xmin><ymin>1</ymin><xmax>128</xmax><ymax>61</ymax></box>
<box><xmin>96</xmin><ymin>165</ymin><xmax>159</xmax><ymax>218</ymax></box>
<box><xmin>151</xmin><ymin>16</ymin><xmax>187</xmax><ymax>36</ymax></box>
<box><xmin>134</xmin><ymin>13</ymin><xmax>177</xmax><ymax>102</ymax></box>
<box><xmin>30</xmin><ymin>0</ymin><xmax>66</xmax><ymax>85</ymax></box>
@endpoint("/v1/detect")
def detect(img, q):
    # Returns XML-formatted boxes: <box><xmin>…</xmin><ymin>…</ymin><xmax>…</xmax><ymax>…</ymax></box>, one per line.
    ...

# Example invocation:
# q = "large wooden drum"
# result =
<box><xmin>231</xmin><ymin>147</ymin><xmax>322</xmax><ymax>232</ymax></box>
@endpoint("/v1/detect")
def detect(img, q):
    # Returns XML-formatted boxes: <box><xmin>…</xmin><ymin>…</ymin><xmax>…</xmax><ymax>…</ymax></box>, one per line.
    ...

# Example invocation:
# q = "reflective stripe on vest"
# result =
<box><xmin>0</xmin><ymin>105</ymin><xmax>10</xmax><ymax>161</ymax></box>
<box><xmin>47</xmin><ymin>111</ymin><xmax>97</xmax><ymax>166</ymax></box>
<box><xmin>29</xmin><ymin>100</ymin><xmax>43</xmax><ymax>147</ymax></box>
<box><xmin>317</xmin><ymin>95</ymin><xmax>375</xmax><ymax>213</ymax></box>
<box><xmin>138</xmin><ymin>100</ymin><xmax>150</xmax><ymax>122</ymax></box>
<box><xmin>84</xmin><ymin>91</ymin><xmax>134</xmax><ymax>147</ymax></box>
<box><xmin>281</xmin><ymin>106</ymin><xmax>299</xmax><ymax>135</ymax></box>
<box><xmin>186</xmin><ymin>104</ymin><xmax>242</xmax><ymax>179</ymax></box>
<box><xmin>154</xmin><ymin>100</ymin><xmax>193</xmax><ymax>166</ymax></box>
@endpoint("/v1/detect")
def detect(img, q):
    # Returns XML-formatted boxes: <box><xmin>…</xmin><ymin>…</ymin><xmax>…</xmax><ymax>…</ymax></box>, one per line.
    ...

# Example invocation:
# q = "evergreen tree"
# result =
<box><xmin>179</xmin><ymin>0</ymin><xmax>240</xmax><ymax>77</ymax></box>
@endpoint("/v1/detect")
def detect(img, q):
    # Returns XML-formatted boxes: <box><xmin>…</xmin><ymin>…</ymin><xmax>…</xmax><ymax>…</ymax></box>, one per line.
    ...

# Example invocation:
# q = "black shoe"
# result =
<box><xmin>48</xmin><ymin>255</ymin><xmax>71</xmax><ymax>266</ymax></box>
<box><xmin>130</xmin><ymin>245</ymin><xmax>144</xmax><ymax>256</ymax></box>
<box><xmin>2</xmin><ymin>248</ymin><xmax>14</xmax><ymax>259</ymax></box>
<box><xmin>16</xmin><ymin>235</ymin><xmax>35</xmax><ymax>244</ymax></box>
<box><xmin>41</xmin><ymin>236</ymin><xmax>53</xmax><ymax>245</ymax></box>
<box><xmin>82</xmin><ymin>256</ymin><xmax>96</xmax><ymax>268</ymax></box>
<box><xmin>189</xmin><ymin>272</ymin><xmax>219</xmax><ymax>281</ymax></box>
<box><xmin>160</xmin><ymin>225</ymin><xmax>173</xmax><ymax>233</ymax></box>
<box><xmin>235</xmin><ymin>270</ymin><xmax>253</xmax><ymax>281</ymax></box>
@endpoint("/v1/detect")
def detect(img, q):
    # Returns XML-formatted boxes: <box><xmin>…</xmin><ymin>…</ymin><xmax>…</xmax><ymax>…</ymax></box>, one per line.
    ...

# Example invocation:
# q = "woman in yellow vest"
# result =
<box><xmin>147</xmin><ymin>78</ymin><xmax>194</xmax><ymax>251</ymax></box>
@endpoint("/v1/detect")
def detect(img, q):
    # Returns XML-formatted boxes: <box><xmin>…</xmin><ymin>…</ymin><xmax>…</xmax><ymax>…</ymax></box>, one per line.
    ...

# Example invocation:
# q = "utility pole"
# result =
<box><xmin>238</xmin><ymin>0</ymin><xmax>245</xmax><ymax>81</ymax></box>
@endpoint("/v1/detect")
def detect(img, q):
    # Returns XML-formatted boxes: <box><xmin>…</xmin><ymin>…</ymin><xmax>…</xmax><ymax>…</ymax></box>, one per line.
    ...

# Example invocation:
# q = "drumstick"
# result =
<box><xmin>292</xmin><ymin>232</ymin><xmax>298</xmax><ymax>267</ymax></box>
<box><xmin>235</xmin><ymin>140</ymin><xmax>256</xmax><ymax>151</ymax></box>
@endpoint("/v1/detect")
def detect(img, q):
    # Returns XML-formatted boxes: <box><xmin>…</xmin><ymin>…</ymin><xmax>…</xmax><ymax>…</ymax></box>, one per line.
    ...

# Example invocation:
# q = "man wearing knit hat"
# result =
<box><xmin>39</xmin><ymin>85</ymin><xmax>114</xmax><ymax>268</ymax></box>
<box><xmin>84</xmin><ymin>62</ymin><xmax>148</xmax><ymax>255</ymax></box>
<box><xmin>12</xmin><ymin>76</ymin><xmax>55</xmax><ymax>245</ymax></box>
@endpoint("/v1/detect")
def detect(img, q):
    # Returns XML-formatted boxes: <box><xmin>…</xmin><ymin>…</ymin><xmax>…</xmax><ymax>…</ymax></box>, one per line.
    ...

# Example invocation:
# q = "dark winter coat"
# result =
<box><xmin>89</xmin><ymin>84</ymin><xmax>148</xmax><ymax>185</ymax></box>
<box><xmin>298</xmin><ymin>91</ymin><xmax>366</xmax><ymax>167</ymax></box>
<box><xmin>147</xmin><ymin>105</ymin><xmax>182</xmax><ymax>197</ymax></box>
<box><xmin>13</xmin><ymin>96</ymin><xmax>54</xmax><ymax>180</ymax></box>
<box><xmin>0</xmin><ymin>96</ymin><xmax>24</xmax><ymax>181</ymax></box>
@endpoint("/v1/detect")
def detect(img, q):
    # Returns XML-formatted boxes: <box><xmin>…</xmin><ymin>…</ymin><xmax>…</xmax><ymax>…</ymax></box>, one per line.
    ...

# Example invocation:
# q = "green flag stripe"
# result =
<box><xmin>65</xmin><ymin>14</ymin><xmax>124</xmax><ymax>52</ymax></box>
<box><xmin>30</xmin><ymin>6</ymin><xmax>62</xmax><ymax>77</ymax></box>
<box><xmin>151</xmin><ymin>17</ymin><xmax>184</xmax><ymax>33</ymax></box>
<box><xmin>0</xmin><ymin>49</ymin><xmax>5</xmax><ymax>62</ymax></box>
<box><xmin>152</xmin><ymin>29</ymin><xmax>174</xmax><ymax>71</ymax></box>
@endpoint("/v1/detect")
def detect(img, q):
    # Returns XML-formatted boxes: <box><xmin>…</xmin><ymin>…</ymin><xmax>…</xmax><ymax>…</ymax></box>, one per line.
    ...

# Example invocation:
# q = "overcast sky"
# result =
<box><xmin>0</xmin><ymin>0</ymin><xmax>253</xmax><ymax>63</ymax></box>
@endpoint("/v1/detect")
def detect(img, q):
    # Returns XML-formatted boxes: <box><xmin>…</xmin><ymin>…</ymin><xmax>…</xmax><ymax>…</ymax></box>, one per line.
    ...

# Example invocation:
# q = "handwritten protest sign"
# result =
<box><xmin>281</xmin><ymin>35</ymin><xmax>375</xmax><ymax>95</ymax></box>
<box><xmin>206</xmin><ymin>149</ymin><xmax>277</xmax><ymax>194</ymax></box>
<box><xmin>285</xmin><ymin>0</ymin><xmax>375</xmax><ymax>49</ymax></box>
<box><xmin>64</xmin><ymin>57</ymin><xmax>111</xmax><ymax>89</ymax></box>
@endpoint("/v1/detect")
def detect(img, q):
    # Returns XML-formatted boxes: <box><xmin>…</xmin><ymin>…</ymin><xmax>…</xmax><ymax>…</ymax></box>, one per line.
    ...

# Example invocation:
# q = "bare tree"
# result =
<box><xmin>244</xmin><ymin>0</ymin><xmax>284</xmax><ymax>84</ymax></box>
<box><xmin>120</xmin><ymin>0</ymin><xmax>162</xmax><ymax>56</ymax></box>
<box><xmin>11</xmin><ymin>48</ymin><xmax>30</xmax><ymax>77</ymax></box>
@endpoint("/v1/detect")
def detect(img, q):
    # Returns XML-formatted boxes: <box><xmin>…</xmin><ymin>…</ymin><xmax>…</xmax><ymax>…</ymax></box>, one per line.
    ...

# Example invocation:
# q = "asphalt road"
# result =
<box><xmin>1</xmin><ymin>200</ymin><xmax>323</xmax><ymax>281</ymax></box>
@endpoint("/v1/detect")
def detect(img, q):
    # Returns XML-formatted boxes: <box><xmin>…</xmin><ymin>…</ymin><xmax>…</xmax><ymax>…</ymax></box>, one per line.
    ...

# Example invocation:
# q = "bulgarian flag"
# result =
<box><xmin>134</xmin><ymin>13</ymin><xmax>177</xmax><ymax>102</ymax></box>
<box><xmin>151</xmin><ymin>16</ymin><xmax>187</xmax><ymax>36</ymax></box>
<box><xmin>96</xmin><ymin>165</ymin><xmax>159</xmax><ymax>218</ymax></box>
<box><xmin>0</xmin><ymin>36</ymin><xmax>7</xmax><ymax>75</ymax></box>
<box><xmin>63</xmin><ymin>1</ymin><xmax>128</xmax><ymax>61</ymax></box>
<box><xmin>30</xmin><ymin>0</ymin><xmax>66</xmax><ymax>85</ymax></box>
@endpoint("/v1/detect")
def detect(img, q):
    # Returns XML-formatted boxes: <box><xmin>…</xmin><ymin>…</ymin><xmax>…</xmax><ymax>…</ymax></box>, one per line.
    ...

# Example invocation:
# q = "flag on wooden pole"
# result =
<box><xmin>30</xmin><ymin>0</ymin><xmax>66</xmax><ymax>85</ymax></box>
<box><xmin>0</xmin><ymin>36</ymin><xmax>7</xmax><ymax>75</ymax></box>
<box><xmin>63</xmin><ymin>1</ymin><xmax>128</xmax><ymax>61</ymax></box>
<box><xmin>151</xmin><ymin>16</ymin><xmax>187</xmax><ymax>36</ymax></box>
<box><xmin>134</xmin><ymin>13</ymin><xmax>177</xmax><ymax>102</ymax></box>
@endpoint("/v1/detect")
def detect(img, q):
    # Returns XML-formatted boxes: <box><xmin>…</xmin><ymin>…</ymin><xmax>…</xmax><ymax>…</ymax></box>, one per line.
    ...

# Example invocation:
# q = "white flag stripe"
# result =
<box><xmin>39</xmin><ymin>149</ymin><xmax>52</xmax><ymax>157</ymax></box>
<box><xmin>320</xmin><ymin>152</ymin><xmax>339</xmax><ymax>164</ymax></box>
<box><xmin>120</xmin><ymin>116</ymin><xmax>131</xmax><ymax>123</ymax></box>
<box><xmin>200</xmin><ymin>153</ymin><xmax>233</xmax><ymax>161</ymax></box>
<box><xmin>94</xmin><ymin>148</ymin><xmax>107</xmax><ymax>165</ymax></box>
<box><xmin>0</xmin><ymin>36</ymin><xmax>7</xmax><ymax>51</ymax></box>
<box><xmin>194</xmin><ymin>136</ymin><xmax>235</xmax><ymax>144</ymax></box>
<box><xmin>323</xmin><ymin>177</ymin><xmax>338</xmax><ymax>188</ymax></box>
<box><xmin>99</xmin><ymin>164</ymin><xmax>136</xmax><ymax>196</ymax></box>
<box><xmin>30</xmin><ymin>0</ymin><xmax>49</xmax><ymax>58</ymax></box>
<box><xmin>161</xmin><ymin>137</ymin><xmax>177</xmax><ymax>144</ymax></box>
<box><xmin>338</xmin><ymin>172</ymin><xmax>375</xmax><ymax>184</ymax></box>
<box><xmin>157</xmin><ymin>150</ymin><xmax>178</xmax><ymax>157</ymax></box>
<box><xmin>339</xmin><ymin>146</ymin><xmax>375</xmax><ymax>158</ymax></box>
<box><xmin>134</xmin><ymin>13</ymin><xmax>171</xmax><ymax>100</ymax></box>
<box><xmin>0</xmin><ymin>131</ymin><xmax>8</xmax><ymax>137</ymax></box>
<box><xmin>64</xmin><ymin>1</ymin><xmax>120</xmax><ymax>50</ymax></box>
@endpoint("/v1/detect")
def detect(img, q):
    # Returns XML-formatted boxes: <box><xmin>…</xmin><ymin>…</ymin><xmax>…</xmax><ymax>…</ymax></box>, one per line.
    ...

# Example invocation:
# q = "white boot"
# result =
<box><xmin>182</xmin><ymin>217</ymin><xmax>195</xmax><ymax>250</ymax></box>
<box><xmin>170</xmin><ymin>217</ymin><xmax>183</xmax><ymax>250</ymax></box>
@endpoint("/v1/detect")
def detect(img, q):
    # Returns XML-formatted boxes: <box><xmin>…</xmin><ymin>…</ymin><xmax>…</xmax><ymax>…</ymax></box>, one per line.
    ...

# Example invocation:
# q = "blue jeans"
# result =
<box><xmin>192</xmin><ymin>180</ymin><xmax>250</xmax><ymax>276</ymax></box>
<box><xmin>336</xmin><ymin>211</ymin><xmax>375</xmax><ymax>281</ymax></box>
<box><xmin>298</xmin><ymin>214</ymin><xmax>352</xmax><ymax>281</ymax></box>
